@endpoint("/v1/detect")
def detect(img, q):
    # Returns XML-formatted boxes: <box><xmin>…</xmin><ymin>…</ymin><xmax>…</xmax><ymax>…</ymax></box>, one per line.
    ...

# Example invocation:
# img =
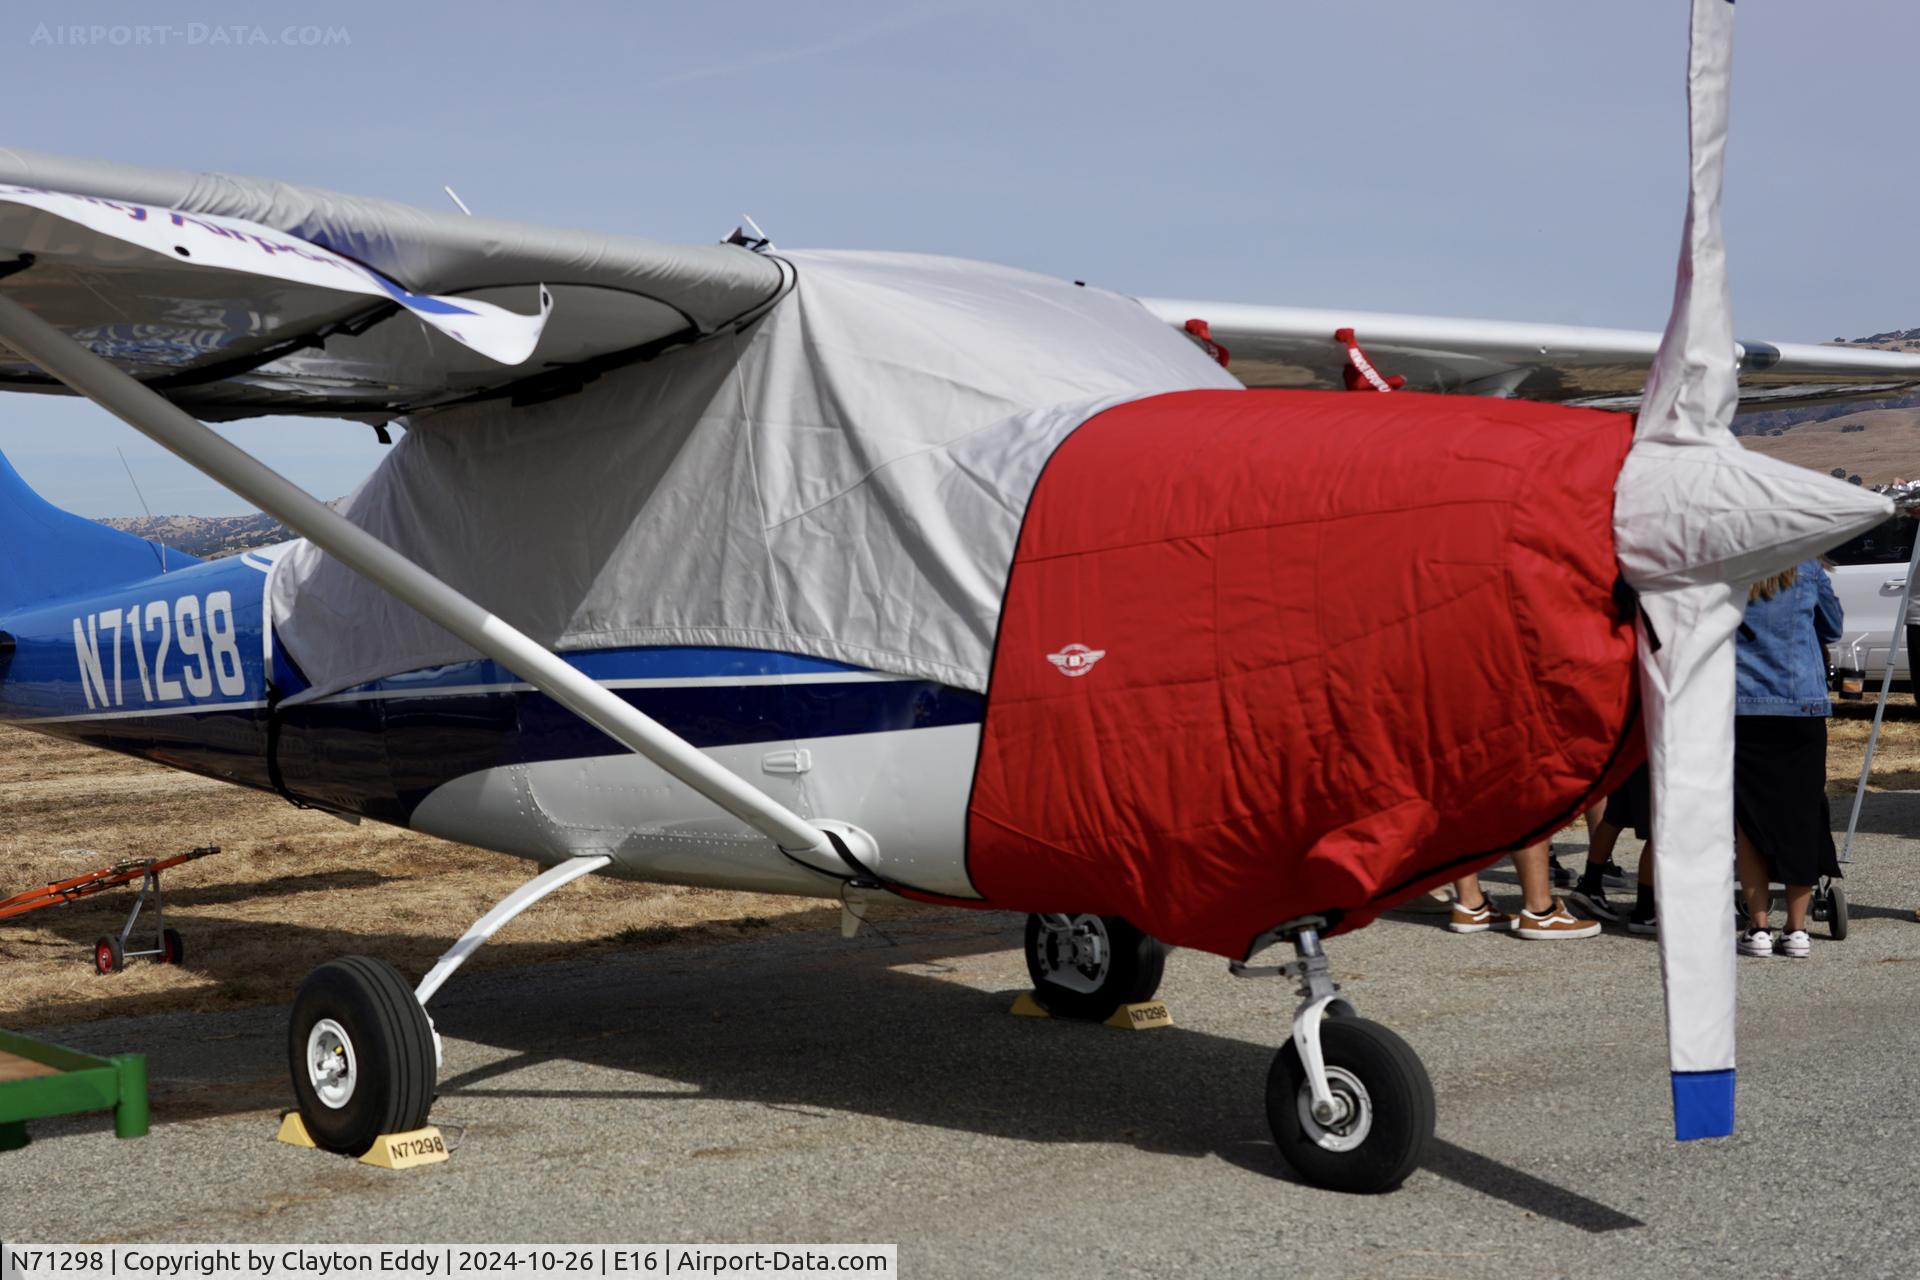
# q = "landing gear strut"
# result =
<box><xmin>1024</xmin><ymin>913</ymin><xmax>1169</xmax><ymax>1022</ymax></box>
<box><xmin>1234</xmin><ymin>917</ymin><xmax>1434</xmax><ymax>1193</ymax></box>
<box><xmin>286</xmin><ymin>854</ymin><xmax>611</xmax><ymax>1155</ymax></box>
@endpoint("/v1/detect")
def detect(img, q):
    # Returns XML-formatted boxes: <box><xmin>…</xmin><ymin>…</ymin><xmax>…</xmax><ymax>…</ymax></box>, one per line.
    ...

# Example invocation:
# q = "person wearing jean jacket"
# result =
<box><xmin>1732</xmin><ymin>560</ymin><xmax>1842</xmax><ymax>959</ymax></box>
<box><xmin>1737</xmin><ymin>560</ymin><xmax>1843</xmax><ymax>717</ymax></box>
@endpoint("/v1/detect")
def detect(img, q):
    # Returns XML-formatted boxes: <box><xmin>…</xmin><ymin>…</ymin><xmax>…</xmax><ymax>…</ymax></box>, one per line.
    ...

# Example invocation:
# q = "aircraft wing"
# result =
<box><xmin>2</xmin><ymin>146</ymin><xmax>1913</xmax><ymax>423</ymax></box>
<box><xmin>0</xmin><ymin>146</ymin><xmax>787</xmax><ymax>421</ymax></box>
<box><xmin>1143</xmin><ymin>298</ymin><xmax>1920</xmax><ymax>410</ymax></box>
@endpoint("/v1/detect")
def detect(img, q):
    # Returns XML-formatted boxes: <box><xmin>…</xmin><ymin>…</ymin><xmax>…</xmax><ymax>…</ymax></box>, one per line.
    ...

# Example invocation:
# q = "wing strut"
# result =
<box><xmin>0</xmin><ymin>293</ymin><xmax>866</xmax><ymax>872</ymax></box>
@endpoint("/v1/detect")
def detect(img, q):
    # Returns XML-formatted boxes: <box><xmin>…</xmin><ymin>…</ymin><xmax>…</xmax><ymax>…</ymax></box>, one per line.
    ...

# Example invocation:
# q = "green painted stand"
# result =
<box><xmin>0</xmin><ymin>1028</ymin><xmax>148</xmax><ymax>1150</ymax></box>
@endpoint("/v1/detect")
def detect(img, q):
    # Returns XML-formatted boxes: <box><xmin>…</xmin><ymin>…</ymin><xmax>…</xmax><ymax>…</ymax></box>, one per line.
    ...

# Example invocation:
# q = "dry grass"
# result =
<box><xmin>1827</xmin><ymin>695</ymin><xmax>1920</xmax><ymax>792</ymax></box>
<box><xmin>1740</xmin><ymin>408</ymin><xmax>1920</xmax><ymax>487</ymax></box>
<box><xmin>0</xmin><ymin>726</ymin><xmax>832</xmax><ymax>1028</ymax></box>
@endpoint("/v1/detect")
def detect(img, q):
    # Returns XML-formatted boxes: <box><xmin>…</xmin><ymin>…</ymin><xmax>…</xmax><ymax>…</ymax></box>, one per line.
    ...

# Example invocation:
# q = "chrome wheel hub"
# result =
<box><xmin>307</xmin><ymin>1018</ymin><xmax>357</xmax><ymax>1110</ymax></box>
<box><xmin>1297</xmin><ymin>1065</ymin><xmax>1371</xmax><ymax>1152</ymax></box>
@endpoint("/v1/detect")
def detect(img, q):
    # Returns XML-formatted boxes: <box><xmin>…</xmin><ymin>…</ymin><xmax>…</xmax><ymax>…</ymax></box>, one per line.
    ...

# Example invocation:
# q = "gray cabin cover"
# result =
<box><xmin>267</xmin><ymin>251</ymin><xmax>1241</xmax><ymax>698</ymax></box>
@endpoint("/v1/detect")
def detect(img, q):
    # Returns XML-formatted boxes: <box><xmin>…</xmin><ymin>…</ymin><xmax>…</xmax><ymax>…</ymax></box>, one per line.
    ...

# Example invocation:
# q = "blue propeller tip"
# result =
<box><xmin>1672</xmin><ymin>1069</ymin><xmax>1735</xmax><ymax>1140</ymax></box>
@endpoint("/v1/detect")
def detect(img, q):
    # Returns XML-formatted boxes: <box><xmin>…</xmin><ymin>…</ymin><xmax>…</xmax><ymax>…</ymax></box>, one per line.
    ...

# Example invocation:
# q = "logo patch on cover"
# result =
<box><xmin>1046</xmin><ymin>644</ymin><xmax>1107</xmax><ymax>677</ymax></box>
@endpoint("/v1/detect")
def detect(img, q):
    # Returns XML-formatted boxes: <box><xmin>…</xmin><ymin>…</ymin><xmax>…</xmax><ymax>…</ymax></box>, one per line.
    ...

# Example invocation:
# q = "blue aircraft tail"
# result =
<box><xmin>0</xmin><ymin>448</ymin><xmax>196</xmax><ymax>615</ymax></box>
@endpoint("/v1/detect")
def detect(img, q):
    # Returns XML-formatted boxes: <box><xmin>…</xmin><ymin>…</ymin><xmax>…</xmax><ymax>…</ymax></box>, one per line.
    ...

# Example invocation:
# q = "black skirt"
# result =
<box><xmin>1733</xmin><ymin>715</ymin><xmax>1840</xmax><ymax>886</ymax></box>
<box><xmin>1602</xmin><ymin>763</ymin><xmax>1652</xmax><ymax>841</ymax></box>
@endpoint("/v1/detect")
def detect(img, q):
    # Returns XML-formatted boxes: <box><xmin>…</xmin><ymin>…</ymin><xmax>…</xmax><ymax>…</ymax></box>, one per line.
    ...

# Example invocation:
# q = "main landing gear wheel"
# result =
<box><xmin>288</xmin><ymin>956</ymin><xmax>436</xmax><ymax>1156</ymax></box>
<box><xmin>1023</xmin><ymin>913</ymin><xmax>1170</xmax><ymax>1022</ymax></box>
<box><xmin>93</xmin><ymin>935</ymin><xmax>123</xmax><ymax>975</ymax></box>
<box><xmin>160</xmin><ymin>927</ymin><xmax>185</xmax><ymax>965</ymax></box>
<box><xmin>1267</xmin><ymin>1016</ymin><xmax>1435</xmax><ymax>1194</ymax></box>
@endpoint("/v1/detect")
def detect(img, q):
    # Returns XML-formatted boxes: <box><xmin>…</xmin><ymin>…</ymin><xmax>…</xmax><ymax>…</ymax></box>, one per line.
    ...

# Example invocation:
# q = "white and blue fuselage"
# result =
<box><xmin>0</xmin><ymin>545</ymin><xmax>986</xmax><ymax>900</ymax></box>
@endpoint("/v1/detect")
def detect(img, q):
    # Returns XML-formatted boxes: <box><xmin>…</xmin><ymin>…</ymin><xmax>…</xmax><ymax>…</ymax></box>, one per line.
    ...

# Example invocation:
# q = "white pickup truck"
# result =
<box><xmin>1824</xmin><ymin>513</ymin><xmax>1916</xmax><ymax>686</ymax></box>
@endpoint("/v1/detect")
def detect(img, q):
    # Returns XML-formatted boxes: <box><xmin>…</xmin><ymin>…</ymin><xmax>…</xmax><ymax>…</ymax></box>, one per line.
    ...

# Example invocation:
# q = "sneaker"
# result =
<box><xmin>1775</xmin><ymin>929</ymin><xmax>1811</xmax><ymax>959</ymax></box>
<box><xmin>1512</xmin><ymin>900</ymin><xmax>1600</xmax><ymax>940</ymax></box>
<box><xmin>1566</xmin><ymin>886</ymin><xmax>1621</xmax><ymax>923</ymax></box>
<box><xmin>1549</xmin><ymin>858</ymin><xmax>1572</xmax><ymax>889</ymax></box>
<box><xmin>1600</xmin><ymin>860</ymin><xmax>1629</xmax><ymax>887</ymax></box>
<box><xmin>1627</xmin><ymin>907</ymin><xmax>1658</xmax><ymax>936</ymax></box>
<box><xmin>1448</xmin><ymin>895</ymin><xmax>1513</xmax><ymax>934</ymax></box>
<box><xmin>1738</xmin><ymin>927</ymin><xmax>1775</xmax><ymax>957</ymax></box>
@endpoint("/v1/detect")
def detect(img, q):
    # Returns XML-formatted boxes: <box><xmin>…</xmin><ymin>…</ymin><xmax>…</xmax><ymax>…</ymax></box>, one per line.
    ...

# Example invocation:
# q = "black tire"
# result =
<box><xmin>93</xmin><ymin>935</ymin><xmax>122</xmax><ymax>975</ymax></box>
<box><xmin>288</xmin><ymin>956</ymin><xmax>437</xmax><ymax>1156</ymax></box>
<box><xmin>160</xmin><ymin>927</ymin><xmax>185</xmax><ymax>966</ymax></box>
<box><xmin>1024</xmin><ymin>914</ymin><xmax>1169</xmax><ymax>1022</ymax></box>
<box><xmin>1266</xmin><ymin>1016</ymin><xmax>1435</xmax><ymax>1194</ymax></box>
<box><xmin>1827</xmin><ymin>882</ymin><xmax>1849</xmax><ymax>941</ymax></box>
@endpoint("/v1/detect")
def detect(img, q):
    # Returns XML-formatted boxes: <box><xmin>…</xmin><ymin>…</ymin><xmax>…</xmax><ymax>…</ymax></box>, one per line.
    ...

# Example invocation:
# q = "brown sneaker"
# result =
<box><xmin>1512</xmin><ymin>899</ymin><xmax>1601</xmax><ymax>940</ymax></box>
<box><xmin>1447</xmin><ymin>895</ymin><xmax>1513</xmax><ymax>934</ymax></box>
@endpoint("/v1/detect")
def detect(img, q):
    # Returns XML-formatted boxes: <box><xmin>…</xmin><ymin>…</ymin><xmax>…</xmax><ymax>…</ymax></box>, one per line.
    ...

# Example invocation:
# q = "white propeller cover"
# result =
<box><xmin>1612</xmin><ymin>0</ymin><xmax>1891</xmax><ymax>1140</ymax></box>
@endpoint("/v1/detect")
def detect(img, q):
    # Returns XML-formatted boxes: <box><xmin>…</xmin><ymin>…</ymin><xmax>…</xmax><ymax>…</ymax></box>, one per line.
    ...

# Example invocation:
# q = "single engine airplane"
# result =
<box><xmin>0</xmin><ymin>0</ymin><xmax>1900</xmax><ymax>1193</ymax></box>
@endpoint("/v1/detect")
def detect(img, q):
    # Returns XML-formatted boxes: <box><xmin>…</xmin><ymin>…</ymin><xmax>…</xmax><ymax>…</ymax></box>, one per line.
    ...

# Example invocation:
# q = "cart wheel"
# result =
<box><xmin>160</xmin><ymin>927</ymin><xmax>185</xmax><ymax>966</ymax></box>
<box><xmin>1827</xmin><ymin>882</ymin><xmax>1849</xmax><ymax>941</ymax></box>
<box><xmin>1267</xmin><ymin>1016</ymin><xmax>1435</xmax><ymax>1194</ymax></box>
<box><xmin>93</xmin><ymin>936</ymin><xmax>123</xmax><ymax>975</ymax></box>
<box><xmin>288</xmin><ymin>956</ymin><xmax>437</xmax><ymax>1156</ymax></box>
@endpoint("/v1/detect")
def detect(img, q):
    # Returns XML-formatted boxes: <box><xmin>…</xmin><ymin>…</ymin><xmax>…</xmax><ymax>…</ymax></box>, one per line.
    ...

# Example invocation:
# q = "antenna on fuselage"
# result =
<box><xmin>442</xmin><ymin>185</ymin><xmax>474</xmax><ymax>217</ymax></box>
<box><xmin>115</xmin><ymin>446</ymin><xmax>166</xmax><ymax>575</ymax></box>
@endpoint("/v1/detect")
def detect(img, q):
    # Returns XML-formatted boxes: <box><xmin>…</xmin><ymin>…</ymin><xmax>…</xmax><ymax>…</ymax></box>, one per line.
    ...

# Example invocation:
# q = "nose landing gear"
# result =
<box><xmin>1235</xmin><ymin>918</ymin><xmax>1434</xmax><ymax>1193</ymax></box>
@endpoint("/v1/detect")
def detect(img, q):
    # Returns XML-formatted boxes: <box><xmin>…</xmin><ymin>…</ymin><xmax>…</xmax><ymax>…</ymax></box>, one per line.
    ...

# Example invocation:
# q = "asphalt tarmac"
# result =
<box><xmin>4</xmin><ymin>805</ymin><xmax>1918</xmax><ymax>1279</ymax></box>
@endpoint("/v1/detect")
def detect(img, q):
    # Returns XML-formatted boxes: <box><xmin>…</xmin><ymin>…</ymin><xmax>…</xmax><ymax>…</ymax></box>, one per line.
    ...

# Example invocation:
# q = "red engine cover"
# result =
<box><xmin>965</xmin><ymin>389</ymin><xmax>1642</xmax><ymax>959</ymax></box>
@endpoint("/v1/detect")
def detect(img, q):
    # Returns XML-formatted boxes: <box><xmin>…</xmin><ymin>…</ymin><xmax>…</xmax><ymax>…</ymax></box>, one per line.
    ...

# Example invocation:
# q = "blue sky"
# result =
<box><xmin>2</xmin><ymin>0</ymin><xmax>1917</xmax><ymax>515</ymax></box>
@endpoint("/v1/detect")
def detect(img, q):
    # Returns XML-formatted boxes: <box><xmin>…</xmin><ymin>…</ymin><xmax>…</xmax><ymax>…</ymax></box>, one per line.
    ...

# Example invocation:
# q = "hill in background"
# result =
<box><xmin>1715</xmin><ymin>329</ymin><xmax>1920</xmax><ymax>485</ymax></box>
<box><xmin>1832</xmin><ymin>327</ymin><xmax>1920</xmax><ymax>353</ymax></box>
<box><xmin>96</xmin><ymin>509</ymin><xmax>326</xmax><ymax>559</ymax></box>
<box><xmin>1740</xmin><ymin>405</ymin><xmax>1920</xmax><ymax>487</ymax></box>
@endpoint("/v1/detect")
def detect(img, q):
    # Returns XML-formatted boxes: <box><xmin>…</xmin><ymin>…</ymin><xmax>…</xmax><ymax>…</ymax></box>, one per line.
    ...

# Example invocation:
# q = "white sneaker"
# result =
<box><xmin>1775</xmin><ymin>929</ymin><xmax>1811</xmax><ymax>959</ymax></box>
<box><xmin>1738</xmin><ymin>927</ymin><xmax>1775</xmax><ymax>957</ymax></box>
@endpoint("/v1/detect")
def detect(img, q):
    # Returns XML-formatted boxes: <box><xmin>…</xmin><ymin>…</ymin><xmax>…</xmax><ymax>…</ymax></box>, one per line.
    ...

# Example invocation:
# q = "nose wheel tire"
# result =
<box><xmin>288</xmin><ymin>956</ymin><xmax>437</xmax><ymax>1156</ymax></box>
<box><xmin>1266</xmin><ymin>1015</ymin><xmax>1434</xmax><ymax>1194</ymax></box>
<box><xmin>1023</xmin><ymin>913</ymin><xmax>1170</xmax><ymax>1022</ymax></box>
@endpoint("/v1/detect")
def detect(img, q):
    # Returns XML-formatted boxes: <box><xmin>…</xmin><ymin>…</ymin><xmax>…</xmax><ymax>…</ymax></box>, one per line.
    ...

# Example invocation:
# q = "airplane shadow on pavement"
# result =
<box><xmin>1834</xmin><ymin>787</ymin><xmax>1920</xmax><ymax>838</ymax></box>
<box><xmin>23</xmin><ymin>909</ymin><xmax>1642</xmax><ymax>1232</ymax></box>
<box><xmin>425</xmin><ymin>916</ymin><xmax>1645</xmax><ymax>1233</ymax></box>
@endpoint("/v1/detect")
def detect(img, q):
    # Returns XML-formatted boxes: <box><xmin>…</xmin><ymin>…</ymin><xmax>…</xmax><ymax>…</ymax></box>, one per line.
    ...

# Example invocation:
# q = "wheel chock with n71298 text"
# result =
<box><xmin>1009</xmin><ymin>991</ymin><xmax>1173</xmax><ymax>1029</ymax></box>
<box><xmin>275</xmin><ymin>1111</ymin><xmax>449</xmax><ymax>1169</ymax></box>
